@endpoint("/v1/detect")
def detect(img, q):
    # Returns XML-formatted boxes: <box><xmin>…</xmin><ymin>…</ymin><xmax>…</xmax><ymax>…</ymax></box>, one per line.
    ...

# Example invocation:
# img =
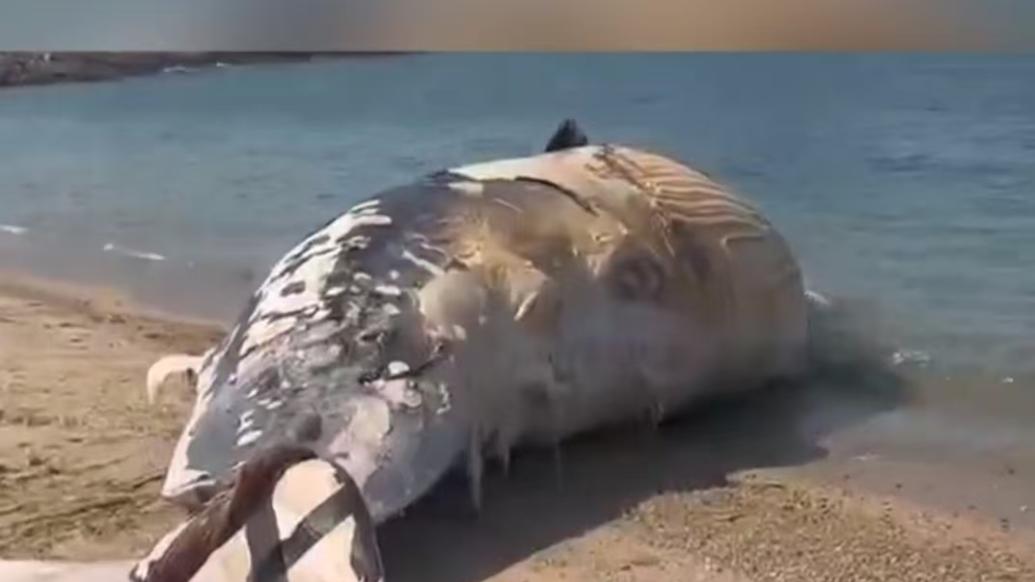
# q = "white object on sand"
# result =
<box><xmin>146</xmin><ymin>353</ymin><xmax>204</xmax><ymax>404</ymax></box>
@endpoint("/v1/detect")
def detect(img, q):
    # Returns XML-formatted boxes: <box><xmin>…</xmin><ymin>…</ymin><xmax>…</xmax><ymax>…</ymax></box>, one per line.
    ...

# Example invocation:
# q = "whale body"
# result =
<box><xmin>136</xmin><ymin>122</ymin><xmax>809</xmax><ymax>581</ymax></box>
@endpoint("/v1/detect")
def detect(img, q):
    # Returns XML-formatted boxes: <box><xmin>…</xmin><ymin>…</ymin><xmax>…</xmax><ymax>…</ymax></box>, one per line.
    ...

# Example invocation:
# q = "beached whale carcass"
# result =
<box><xmin>139</xmin><ymin>120</ymin><xmax>809</xmax><ymax>580</ymax></box>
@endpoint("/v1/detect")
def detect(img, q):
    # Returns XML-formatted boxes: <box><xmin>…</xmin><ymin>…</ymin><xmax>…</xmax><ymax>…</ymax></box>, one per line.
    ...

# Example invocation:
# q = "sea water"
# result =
<box><xmin>1</xmin><ymin>53</ymin><xmax>1033</xmax><ymax>473</ymax></box>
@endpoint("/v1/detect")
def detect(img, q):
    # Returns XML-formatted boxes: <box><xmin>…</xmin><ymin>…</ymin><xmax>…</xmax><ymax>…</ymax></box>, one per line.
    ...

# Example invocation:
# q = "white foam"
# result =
<box><xmin>0</xmin><ymin>224</ymin><xmax>28</xmax><ymax>235</ymax></box>
<box><xmin>102</xmin><ymin>242</ymin><xmax>166</xmax><ymax>262</ymax></box>
<box><xmin>161</xmin><ymin>65</ymin><xmax>195</xmax><ymax>74</ymax></box>
<box><xmin>890</xmin><ymin>349</ymin><xmax>932</xmax><ymax>367</ymax></box>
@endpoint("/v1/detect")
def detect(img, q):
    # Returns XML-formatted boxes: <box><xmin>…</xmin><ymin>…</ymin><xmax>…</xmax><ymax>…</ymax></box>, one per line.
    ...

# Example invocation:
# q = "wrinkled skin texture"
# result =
<box><xmin>161</xmin><ymin>144</ymin><xmax>809</xmax><ymax>527</ymax></box>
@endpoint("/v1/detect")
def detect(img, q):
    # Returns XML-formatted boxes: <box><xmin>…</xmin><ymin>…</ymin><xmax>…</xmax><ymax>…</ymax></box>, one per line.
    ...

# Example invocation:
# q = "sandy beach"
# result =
<box><xmin>1</xmin><ymin>275</ymin><xmax>1033</xmax><ymax>581</ymax></box>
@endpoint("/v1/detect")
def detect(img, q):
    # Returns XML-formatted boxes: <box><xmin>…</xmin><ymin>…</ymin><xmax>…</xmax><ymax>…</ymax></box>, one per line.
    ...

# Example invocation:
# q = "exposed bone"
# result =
<box><xmin>146</xmin><ymin>354</ymin><xmax>204</xmax><ymax>405</ymax></box>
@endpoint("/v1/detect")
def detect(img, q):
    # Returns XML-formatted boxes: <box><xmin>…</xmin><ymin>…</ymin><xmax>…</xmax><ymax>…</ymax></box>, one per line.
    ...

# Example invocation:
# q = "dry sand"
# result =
<box><xmin>0</xmin><ymin>276</ymin><xmax>221</xmax><ymax>560</ymax></box>
<box><xmin>1</xmin><ymin>275</ymin><xmax>1033</xmax><ymax>581</ymax></box>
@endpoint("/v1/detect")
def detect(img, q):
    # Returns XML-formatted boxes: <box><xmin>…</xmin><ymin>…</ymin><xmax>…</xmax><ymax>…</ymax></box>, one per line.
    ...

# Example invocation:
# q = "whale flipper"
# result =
<box><xmin>544</xmin><ymin>118</ymin><xmax>589</xmax><ymax>152</ymax></box>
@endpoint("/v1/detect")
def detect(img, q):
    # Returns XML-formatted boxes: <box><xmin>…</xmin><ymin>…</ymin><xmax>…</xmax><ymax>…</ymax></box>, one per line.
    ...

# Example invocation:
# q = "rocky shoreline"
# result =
<box><xmin>0</xmin><ymin>52</ymin><xmax>406</xmax><ymax>89</ymax></box>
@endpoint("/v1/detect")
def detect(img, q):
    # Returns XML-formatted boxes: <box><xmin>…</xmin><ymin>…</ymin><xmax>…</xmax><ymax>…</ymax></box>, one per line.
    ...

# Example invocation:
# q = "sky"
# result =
<box><xmin>2</xmin><ymin>0</ymin><xmax>1035</xmax><ymax>51</ymax></box>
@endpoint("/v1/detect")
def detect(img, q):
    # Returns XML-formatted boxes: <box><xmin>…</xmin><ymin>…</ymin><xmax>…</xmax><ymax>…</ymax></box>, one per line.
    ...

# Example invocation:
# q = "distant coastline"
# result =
<box><xmin>0</xmin><ymin>51</ymin><xmax>413</xmax><ymax>89</ymax></box>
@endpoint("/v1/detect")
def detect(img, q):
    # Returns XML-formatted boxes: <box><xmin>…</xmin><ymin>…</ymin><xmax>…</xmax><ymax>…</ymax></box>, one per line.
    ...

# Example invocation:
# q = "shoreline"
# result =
<box><xmin>0</xmin><ymin>269</ymin><xmax>229</xmax><ymax>330</ymax></box>
<box><xmin>0</xmin><ymin>274</ymin><xmax>1033</xmax><ymax>580</ymax></box>
<box><xmin>0</xmin><ymin>52</ymin><xmax>415</xmax><ymax>90</ymax></box>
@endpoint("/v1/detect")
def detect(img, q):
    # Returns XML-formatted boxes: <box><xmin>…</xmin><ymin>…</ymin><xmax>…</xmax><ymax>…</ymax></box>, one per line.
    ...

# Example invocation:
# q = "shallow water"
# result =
<box><xmin>0</xmin><ymin>53</ymin><xmax>1033</xmax><ymax>464</ymax></box>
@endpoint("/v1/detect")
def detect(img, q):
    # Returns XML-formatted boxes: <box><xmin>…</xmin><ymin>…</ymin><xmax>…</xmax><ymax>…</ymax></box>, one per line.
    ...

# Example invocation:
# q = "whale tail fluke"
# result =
<box><xmin>544</xmin><ymin>118</ymin><xmax>589</xmax><ymax>152</ymax></box>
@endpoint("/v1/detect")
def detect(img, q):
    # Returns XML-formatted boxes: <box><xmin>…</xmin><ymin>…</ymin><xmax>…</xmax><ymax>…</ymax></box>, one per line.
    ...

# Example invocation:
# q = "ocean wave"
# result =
<box><xmin>0</xmin><ymin>224</ymin><xmax>28</xmax><ymax>235</ymax></box>
<box><xmin>102</xmin><ymin>242</ymin><xmax>166</xmax><ymax>262</ymax></box>
<box><xmin>161</xmin><ymin>65</ymin><xmax>197</xmax><ymax>75</ymax></box>
<box><xmin>890</xmin><ymin>349</ymin><xmax>932</xmax><ymax>367</ymax></box>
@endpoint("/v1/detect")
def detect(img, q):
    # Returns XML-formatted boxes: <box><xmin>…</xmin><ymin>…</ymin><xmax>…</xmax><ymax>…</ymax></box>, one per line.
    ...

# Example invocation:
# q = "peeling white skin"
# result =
<box><xmin>416</xmin><ymin>270</ymin><xmax>488</xmax><ymax>340</ymax></box>
<box><xmin>451</xmin><ymin>153</ymin><xmax>577</xmax><ymax>182</ymax></box>
<box><xmin>373</xmin><ymin>284</ymin><xmax>402</xmax><ymax>297</ymax></box>
<box><xmin>428</xmin><ymin>145</ymin><xmax>808</xmax><ymax>501</ymax></box>
<box><xmin>237</xmin><ymin>418</ymin><xmax>254</xmax><ymax>434</ymax></box>
<box><xmin>331</xmin><ymin>397</ymin><xmax>392</xmax><ymax>489</ymax></box>
<box><xmin>160</xmin><ymin>199</ymin><xmax>395</xmax><ymax>505</ymax></box>
<box><xmin>400</xmin><ymin>249</ymin><xmax>445</xmax><ymax>276</ymax></box>
<box><xmin>238</xmin><ymin>203</ymin><xmax>393</xmax><ymax>365</ymax></box>
<box><xmin>238</xmin><ymin>410</ymin><xmax>255</xmax><ymax>426</ymax></box>
<box><xmin>236</xmin><ymin>429</ymin><xmax>263</xmax><ymax>447</ymax></box>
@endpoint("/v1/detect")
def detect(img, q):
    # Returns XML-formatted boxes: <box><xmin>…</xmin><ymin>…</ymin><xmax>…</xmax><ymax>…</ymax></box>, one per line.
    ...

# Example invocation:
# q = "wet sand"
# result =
<box><xmin>0</xmin><ymin>275</ymin><xmax>222</xmax><ymax>560</ymax></box>
<box><xmin>1</xmin><ymin>274</ymin><xmax>1033</xmax><ymax>580</ymax></box>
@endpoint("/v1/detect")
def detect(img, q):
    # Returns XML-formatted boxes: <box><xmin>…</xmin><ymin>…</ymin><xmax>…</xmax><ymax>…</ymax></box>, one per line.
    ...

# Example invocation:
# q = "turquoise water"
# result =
<box><xmin>0</xmin><ymin>53</ymin><xmax>1033</xmax><ymax>388</ymax></box>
